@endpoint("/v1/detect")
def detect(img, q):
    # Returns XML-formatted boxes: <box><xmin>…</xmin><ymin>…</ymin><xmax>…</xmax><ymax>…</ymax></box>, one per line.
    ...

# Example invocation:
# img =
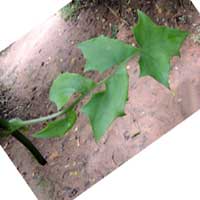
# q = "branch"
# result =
<box><xmin>12</xmin><ymin>131</ymin><xmax>47</xmax><ymax>165</ymax></box>
<box><xmin>0</xmin><ymin>118</ymin><xmax>47</xmax><ymax>165</ymax></box>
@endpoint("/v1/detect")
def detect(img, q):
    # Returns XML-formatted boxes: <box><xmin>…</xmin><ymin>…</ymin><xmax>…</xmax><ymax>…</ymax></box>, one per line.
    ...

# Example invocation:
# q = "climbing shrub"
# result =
<box><xmin>0</xmin><ymin>10</ymin><xmax>188</xmax><ymax>164</ymax></box>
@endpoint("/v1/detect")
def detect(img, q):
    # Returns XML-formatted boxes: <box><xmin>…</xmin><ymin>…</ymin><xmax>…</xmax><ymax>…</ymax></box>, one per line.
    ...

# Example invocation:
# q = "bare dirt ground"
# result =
<box><xmin>1</xmin><ymin>1</ymin><xmax>200</xmax><ymax>200</ymax></box>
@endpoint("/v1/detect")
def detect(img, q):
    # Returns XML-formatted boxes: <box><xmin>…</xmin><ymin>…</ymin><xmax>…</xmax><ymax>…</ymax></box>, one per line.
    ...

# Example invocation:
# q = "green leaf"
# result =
<box><xmin>50</xmin><ymin>73</ymin><xmax>96</xmax><ymax>110</ymax></box>
<box><xmin>133</xmin><ymin>10</ymin><xmax>188</xmax><ymax>87</ymax></box>
<box><xmin>33</xmin><ymin>110</ymin><xmax>77</xmax><ymax>138</ymax></box>
<box><xmin>82</xmin><ymin>63</ymin><xmax>128</xmax><ymax>141</ymax></box>
<box><xmin>78</xmin><ymin>35</ymin><xmax>138</xmax><ymax>73</ymax></box>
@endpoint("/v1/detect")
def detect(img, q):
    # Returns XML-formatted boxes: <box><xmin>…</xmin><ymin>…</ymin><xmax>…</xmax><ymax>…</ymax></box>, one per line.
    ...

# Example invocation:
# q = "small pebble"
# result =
<box><xmin>64</xmin><ymin>164</ymin><xmax>70</xmax><ymax>169</ymax></box>
<box><xmin>177</xmin><ymin>98</ymin><xmax>182</xmax><ymax>103</ymax></box>
<box><xmin>72</xmin><ymin>161</ymin><xmax>76</xmax><ymax>167</ymax></box>
<box><xmin>126</xmin><ymin>65</ymin><xmax>130</xmax><ymax>70</ymax></box>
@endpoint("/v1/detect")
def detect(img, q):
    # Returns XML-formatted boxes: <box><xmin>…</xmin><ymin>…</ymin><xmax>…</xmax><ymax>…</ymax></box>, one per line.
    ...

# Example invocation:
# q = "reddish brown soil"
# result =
<box><xmin>0</xmin><ymin>1</ymin><xmax>200</xmax><ymax>200</ymax></box>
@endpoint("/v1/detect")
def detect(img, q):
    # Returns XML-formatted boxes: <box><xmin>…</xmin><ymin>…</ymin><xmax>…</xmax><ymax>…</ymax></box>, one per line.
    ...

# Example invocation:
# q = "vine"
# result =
<box><xmin>0</xmin><ymin>10</ymin><xmax>188</xmax><ymax>165</ymax></box>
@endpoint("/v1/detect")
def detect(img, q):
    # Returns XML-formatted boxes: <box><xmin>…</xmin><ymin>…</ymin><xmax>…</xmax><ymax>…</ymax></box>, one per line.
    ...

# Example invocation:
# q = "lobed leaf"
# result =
<box><xmin>82</xmin><ymin>63</ymin><xmax>129</xmax><ymax>141</ymax></box>
<box><xmin>78</xmin><ymin>35</ymin><xmax>138</xmax><ymax>73</ymax></box>
<box><xmin>133</xmin><ymin>10</ymin><xmax>188</xmax><ymax>88</ymax></box>
<box><xmin>50</xmin><ymin>73</ymin><xmax>96</xmax><ymax>110</ymax></box>
<box><xmin>33</xmin><ymin>110</ymin><xmax>77</xmax><ymax>138</ymax></box>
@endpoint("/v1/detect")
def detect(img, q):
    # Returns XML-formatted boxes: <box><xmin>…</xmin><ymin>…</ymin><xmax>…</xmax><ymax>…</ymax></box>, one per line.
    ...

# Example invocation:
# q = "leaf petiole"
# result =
<box><xmin>21</xmin><ymin>95</ymin><xmax>83</xmax><ymax>127</ymax></box>
<box><xmin>20</xmin><ymin>72</ymin><xmax>114</xmax><ymax>127</ymax></box>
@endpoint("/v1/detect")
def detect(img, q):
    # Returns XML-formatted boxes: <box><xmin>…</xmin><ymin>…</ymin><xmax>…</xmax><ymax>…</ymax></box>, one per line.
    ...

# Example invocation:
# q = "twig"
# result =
<box><xmin>104</xmin><ymin>3</ymin><xmax>130</xmax><ymax>26</ymax></box>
